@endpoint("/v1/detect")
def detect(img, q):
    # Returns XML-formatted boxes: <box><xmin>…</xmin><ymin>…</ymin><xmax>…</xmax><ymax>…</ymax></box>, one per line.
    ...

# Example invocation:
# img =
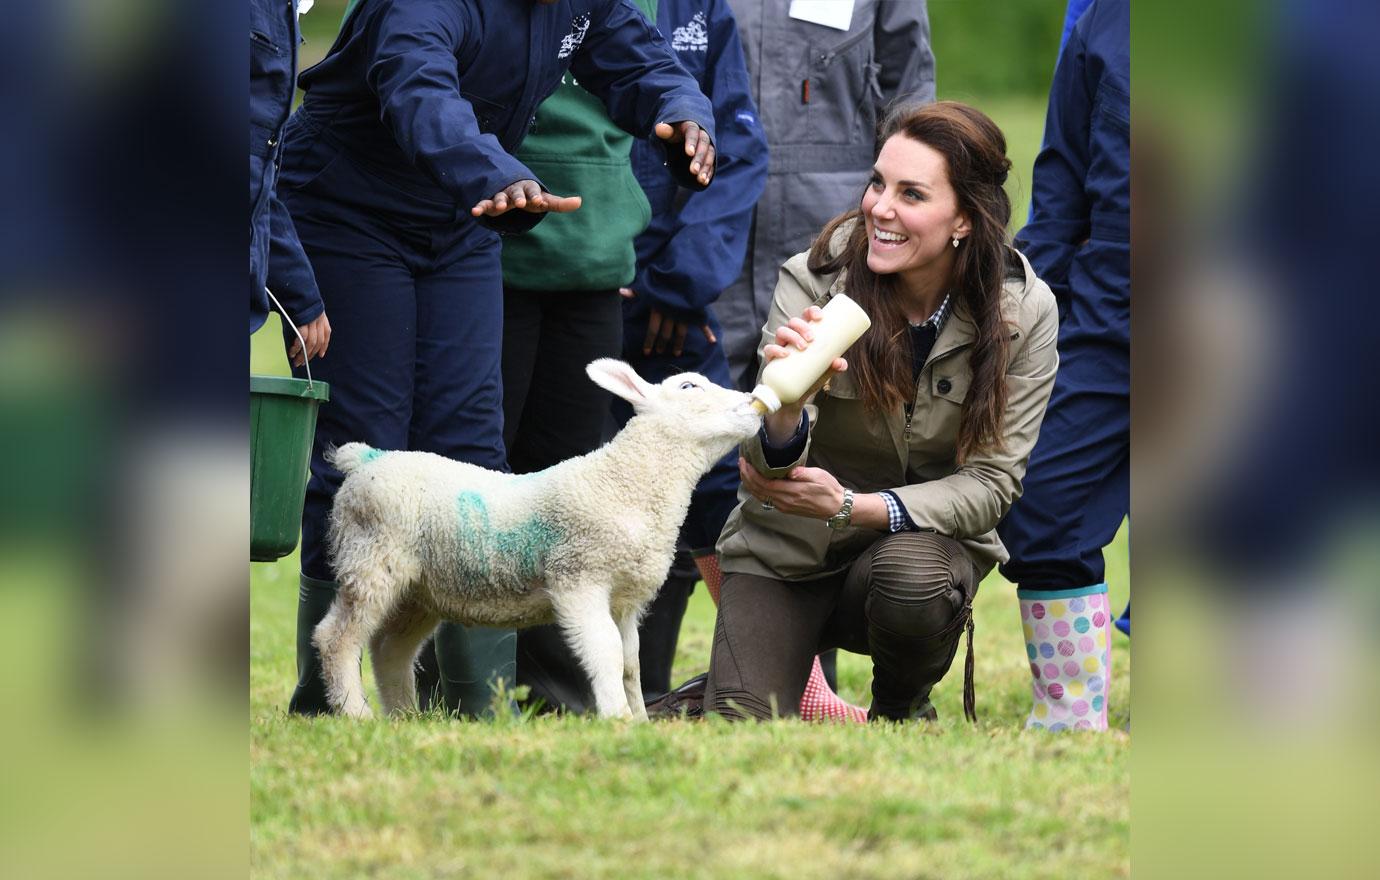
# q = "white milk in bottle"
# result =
<box><xmin>750</xmin><ymin>294</ymin><xmax>872</xmax><ymax>414</ymax></box>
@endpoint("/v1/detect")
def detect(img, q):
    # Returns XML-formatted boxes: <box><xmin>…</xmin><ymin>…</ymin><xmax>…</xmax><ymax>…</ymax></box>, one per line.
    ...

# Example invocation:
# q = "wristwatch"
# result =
<box><xmin>826</xmin><ymin>488</ymin><xmax>855</xmax><ymax>530</ymax></box>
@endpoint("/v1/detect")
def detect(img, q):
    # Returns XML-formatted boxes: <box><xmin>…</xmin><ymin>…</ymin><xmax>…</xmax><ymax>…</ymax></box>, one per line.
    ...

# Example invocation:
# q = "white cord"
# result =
<box><xmin>263</xmin><ymin>286</ymin><xmax>313</xmax><ymax>389</ymax></box>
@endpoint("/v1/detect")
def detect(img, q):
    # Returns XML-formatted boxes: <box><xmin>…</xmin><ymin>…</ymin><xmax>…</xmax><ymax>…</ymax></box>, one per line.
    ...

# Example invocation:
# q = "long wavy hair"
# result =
<box><xmin>808</xmin><ymin>101</ymin><xmax>1017</xmax><ymax>464</ymax></box>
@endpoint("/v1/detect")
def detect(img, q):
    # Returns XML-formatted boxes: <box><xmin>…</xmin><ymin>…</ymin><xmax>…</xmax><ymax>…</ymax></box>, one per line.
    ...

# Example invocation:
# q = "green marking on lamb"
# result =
<box><xmin>455</xmin><ymin>490</ymin><xmax>559</xmax><ymax>581</ymax></box>
<box><xmin>359</xmin><ymin>447</ymin><xmax>386</xmax><ymax>465</ymax></box>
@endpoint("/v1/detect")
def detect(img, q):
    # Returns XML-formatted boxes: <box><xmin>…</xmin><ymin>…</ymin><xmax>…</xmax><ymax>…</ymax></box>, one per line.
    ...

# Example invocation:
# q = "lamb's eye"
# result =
<box><xmin>679</xmin><ymin>381</ymin><xmax>702</xmax><ymax>391</ymax></box>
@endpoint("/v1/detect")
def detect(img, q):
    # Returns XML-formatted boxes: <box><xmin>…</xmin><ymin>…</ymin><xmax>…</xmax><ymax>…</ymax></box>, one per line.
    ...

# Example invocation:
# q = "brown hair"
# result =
<box><xmin>808</xmin><ymin>101</ymin><xmax>1017</xmax><ymax>464</ymax></box>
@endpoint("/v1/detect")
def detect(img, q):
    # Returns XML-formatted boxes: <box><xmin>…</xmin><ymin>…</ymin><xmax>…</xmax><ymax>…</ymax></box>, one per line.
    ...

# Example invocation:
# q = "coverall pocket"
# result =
<box><xmin>807</xmin><ymin>26</ymin><xmax>875</xmax><ymax>146</ymax></box>
<box><xmin>460</xmin><ymin>91</ymin><xmax>506</xmax><ymax>137</ymax></box>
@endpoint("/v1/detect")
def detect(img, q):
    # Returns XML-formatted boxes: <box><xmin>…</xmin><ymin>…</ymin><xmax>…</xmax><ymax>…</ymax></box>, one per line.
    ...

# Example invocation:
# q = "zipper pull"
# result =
<box><xmin>801</xmin><ymin>79</ymin><xmax>810</xmax><ymax>104</ymax></box>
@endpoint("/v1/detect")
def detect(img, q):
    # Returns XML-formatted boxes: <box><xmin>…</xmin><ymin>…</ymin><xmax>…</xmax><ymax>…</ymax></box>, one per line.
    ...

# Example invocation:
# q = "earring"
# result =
<box><xmin>952</xmin><ymin>236</ymin><xmax>960</xmax><ymax>248</ymax></box>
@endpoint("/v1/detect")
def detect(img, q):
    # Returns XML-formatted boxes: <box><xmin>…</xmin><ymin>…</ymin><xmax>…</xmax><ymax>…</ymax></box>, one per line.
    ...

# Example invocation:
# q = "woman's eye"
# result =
<box><xmin>868</xmin><ymin>175</ymin><xmax>883</xmax><ymax>189</ymax></box>
<box><xmin>904</xmin><ymin>189</ymin><xmax>923</xmax><ymax>201</ymax></box>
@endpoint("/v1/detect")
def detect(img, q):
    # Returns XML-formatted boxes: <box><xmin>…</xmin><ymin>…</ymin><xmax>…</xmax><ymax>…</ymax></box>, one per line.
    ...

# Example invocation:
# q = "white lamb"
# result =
<box><xmin>315</xmin><ymin>359</ymin><xmax>762</xmax><ymax>720</ymax></box>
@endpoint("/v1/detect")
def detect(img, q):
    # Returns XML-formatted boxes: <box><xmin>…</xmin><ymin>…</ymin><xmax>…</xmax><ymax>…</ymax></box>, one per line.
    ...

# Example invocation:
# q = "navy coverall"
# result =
<box><xmin>620</xmin><ymin>0</ymin><xmax>768</xmax><ymax>550</ymax></box>
<box><xmin>997</xmin><ymin>0</ymin><xmax>1129</xmax><ymax>593</ymax></box>
<box><xmin>277</xmin><ymin>0</ymin><xmax>715</xmax><ymax>586</ymax></box>
<box><xmin>616</xmin><ymin>0</ymin><xmax>768</xmax><ymax>699</ymax></box>
<box><xmin>249</xmin><ymin>0</ymin><xmax>323</xmax><ymax>334</ymax></box>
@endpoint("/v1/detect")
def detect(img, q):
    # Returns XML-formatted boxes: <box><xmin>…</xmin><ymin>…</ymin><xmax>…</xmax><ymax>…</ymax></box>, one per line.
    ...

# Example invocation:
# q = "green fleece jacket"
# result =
<box><xmin>500</xmin><ymin>0</ymin><xmax>657</xmax><ymax>290</ymax></box>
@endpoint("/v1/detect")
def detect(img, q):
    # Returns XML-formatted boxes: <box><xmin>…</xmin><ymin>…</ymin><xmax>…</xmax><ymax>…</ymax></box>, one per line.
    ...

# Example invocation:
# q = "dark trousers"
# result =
<box><xmin>705</xmin><ymin>532</ymin><xmax>979</xmax><ymax>721</ymax></box>
<box><xmin>997</xmin><ymin>304</ymin><xmax>1129</xmax><ymax>592</ymax></box>
<box><xmin>283</xmin><ymin>173</ymin><xmax>509</xmax><ymax>581</ymax></box>
<box><xmin>502</xmin><ymin>286</ymin><xmax>625</xmax><ymax>713</ymax></box>
<box><xmin>279</xmin><ymin>136</ymin><xmax>511</xmax><ymax>715</ymax></box>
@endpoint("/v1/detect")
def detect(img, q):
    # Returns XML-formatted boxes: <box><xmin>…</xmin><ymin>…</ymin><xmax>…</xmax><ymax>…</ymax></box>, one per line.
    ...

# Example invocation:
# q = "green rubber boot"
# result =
<box><xmin>287</xmin><ymin>574</ymin><xmax>339</xmax><ymax>716</ymax></box>
<box><xmin>432</xmin><ymin>623</ymin><xmax>518</xmax><ymax>719</ymax></box>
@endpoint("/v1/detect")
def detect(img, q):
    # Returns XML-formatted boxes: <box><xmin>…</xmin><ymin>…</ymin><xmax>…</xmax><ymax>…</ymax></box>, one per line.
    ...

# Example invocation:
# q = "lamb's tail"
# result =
<box><xmin>327</xmin><ymin>442</ymin><xmax>381</xmax><ymax>475</ymax></box>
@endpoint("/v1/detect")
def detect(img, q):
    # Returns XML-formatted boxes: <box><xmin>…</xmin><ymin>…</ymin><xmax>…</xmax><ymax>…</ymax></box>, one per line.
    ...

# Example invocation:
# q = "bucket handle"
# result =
<box><xmin>263</xmin><ymin>286</ymin><xmax>314</xmax><ymax>390</ymax></box>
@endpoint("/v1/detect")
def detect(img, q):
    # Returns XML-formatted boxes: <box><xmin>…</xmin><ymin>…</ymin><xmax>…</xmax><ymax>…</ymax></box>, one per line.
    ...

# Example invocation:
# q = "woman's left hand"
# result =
<box><xmin>739</xmin><ymin>458</ymin><xmax>845</xmax><ymax>520</ymax></box>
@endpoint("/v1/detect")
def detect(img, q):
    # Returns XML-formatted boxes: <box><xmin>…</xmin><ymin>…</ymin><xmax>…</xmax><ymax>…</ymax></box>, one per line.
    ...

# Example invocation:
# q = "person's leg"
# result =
<box><xmin>703</xmin><ymin>571</ymin><xmax>840</xmax><ymax>720</ymax></box>
<box><xmin>827</xmin><ymin>532</ymin><xmax>979</xmax><ymax>722</ymax></box>
<box><xmin>409</xmin><ymin>233</ymin><xmax>514</xmax><ymax>718</ymax></box>
<box><xmin>998</xmin><ymin>334</ymin><xmax>1128</xmax><ymax>730</ymax></box>
<box><xmin>505</xmin><ymin>287</ymin><xmax>625</xmax><ymax>714</ymax></box>
<box><xmin>280</xmin><ymin>211</ymin><xmax>417</xmax><ymax>715</ymax></box>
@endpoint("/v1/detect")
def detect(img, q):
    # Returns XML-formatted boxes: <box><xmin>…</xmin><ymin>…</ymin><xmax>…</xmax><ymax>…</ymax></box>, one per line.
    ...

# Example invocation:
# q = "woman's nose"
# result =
<box><xmin>870</xmin><ymin>192</ymin><xmax>893</xmax><ymax>218</ymax></box>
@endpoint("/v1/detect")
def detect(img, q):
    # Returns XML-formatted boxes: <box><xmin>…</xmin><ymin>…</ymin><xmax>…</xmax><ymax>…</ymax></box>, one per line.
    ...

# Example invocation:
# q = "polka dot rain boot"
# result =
<box><xmin>1019</xmin><ymin>584</ymin><xmax>1113</xmax><ymax>731</ymax></box>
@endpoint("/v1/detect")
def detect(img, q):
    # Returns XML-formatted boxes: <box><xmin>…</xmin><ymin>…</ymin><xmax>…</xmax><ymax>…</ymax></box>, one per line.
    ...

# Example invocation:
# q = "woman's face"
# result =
<box><xmin>860</xmin><ymin>135</ymin><xmax>970</xmax><ymax>284</ymax></box>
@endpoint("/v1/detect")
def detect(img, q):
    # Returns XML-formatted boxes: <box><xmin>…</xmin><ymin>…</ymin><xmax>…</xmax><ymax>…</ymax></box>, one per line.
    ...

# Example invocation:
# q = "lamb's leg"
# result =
<box><xmin>552</xmin><ymin>588</ymin><xmax>632</xmax><ymax>719</ymax></box>
<box><xmin>618</xmin><ymin>609</ymin><xmax>649</xmax><ymax>721</ymax></box>
<box><xmin>312</xmin><ymin>586</ymin><xmax>383</xmax><ymax>719</ymax></box>
<box><xmin>369</xmin><ymin>601</ymin><xmax>440</xmax><ymax>717</ymax></box>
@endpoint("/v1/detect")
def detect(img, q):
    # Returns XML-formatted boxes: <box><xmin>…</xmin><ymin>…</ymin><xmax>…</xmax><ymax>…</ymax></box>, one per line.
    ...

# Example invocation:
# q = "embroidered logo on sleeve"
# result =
<box><xmin>671</xmin><ymin>12</ymin><xmax>708</xmax><ymax>52</ymax></box>
<box><xmin>557</xmin><ymin>14</ymin><xmax>591</xmax><ymax>59</ymax></box>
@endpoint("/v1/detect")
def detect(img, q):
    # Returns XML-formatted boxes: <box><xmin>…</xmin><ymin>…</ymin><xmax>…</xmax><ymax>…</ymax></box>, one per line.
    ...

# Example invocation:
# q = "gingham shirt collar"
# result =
<box><xmin>911</xmin><ymin>291</ymin><xmax>953</xmax><ymax>333</ymax></box>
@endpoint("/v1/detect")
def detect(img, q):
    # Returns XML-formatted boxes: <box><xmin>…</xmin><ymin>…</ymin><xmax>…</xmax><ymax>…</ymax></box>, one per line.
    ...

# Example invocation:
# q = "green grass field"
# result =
<box><xmin>251</xmin><ymin>86</ymin><xmax>1127</xmax><ymax>877</ymax></box>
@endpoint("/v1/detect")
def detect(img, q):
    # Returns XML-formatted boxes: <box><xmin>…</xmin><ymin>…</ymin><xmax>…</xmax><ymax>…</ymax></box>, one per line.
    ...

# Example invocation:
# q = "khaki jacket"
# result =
<box><xmin>717</xmin><ymin>238</ymin><xmax>1059</xmax><ymax>580</ymax></box>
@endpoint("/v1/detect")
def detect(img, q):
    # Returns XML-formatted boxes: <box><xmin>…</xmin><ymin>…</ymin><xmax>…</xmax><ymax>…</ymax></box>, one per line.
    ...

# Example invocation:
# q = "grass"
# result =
<box><xmin>252</xmin><ymin>530</ymin><xmax>1128</xmax><ymax>879</ymax></box>
<box><xmin>251</xmin><ymin>86</ymin><xmax>1126</xmax><ymax>877</ymax></box>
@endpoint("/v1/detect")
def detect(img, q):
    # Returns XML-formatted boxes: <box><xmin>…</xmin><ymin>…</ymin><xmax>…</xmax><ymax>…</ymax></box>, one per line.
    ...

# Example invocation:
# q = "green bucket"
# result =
<box><xmin>251</xmin><ymin>375</ymin><xmax>329</xmax><ymax>562</ymax></box>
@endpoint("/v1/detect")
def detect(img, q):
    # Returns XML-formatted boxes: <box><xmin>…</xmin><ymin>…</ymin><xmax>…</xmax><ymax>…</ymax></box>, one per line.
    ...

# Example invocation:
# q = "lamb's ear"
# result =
<box><xmin>587</xmin><ymin>359</ymin><xmax>654</xmax><ymax>407</ymax></box>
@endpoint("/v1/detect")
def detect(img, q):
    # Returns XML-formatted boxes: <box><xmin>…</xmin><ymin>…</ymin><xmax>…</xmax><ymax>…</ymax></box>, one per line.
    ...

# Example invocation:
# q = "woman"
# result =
<box><xmin>706</xmin><ymin>102</ymin><xmax>1059</xmax><ymax>722</ymax></box>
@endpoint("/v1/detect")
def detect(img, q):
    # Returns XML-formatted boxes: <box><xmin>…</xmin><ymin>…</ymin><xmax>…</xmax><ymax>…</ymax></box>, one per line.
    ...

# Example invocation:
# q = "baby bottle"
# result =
<box><xmin>750</xmin><ymin>294</ymin><xmax>872</xmax><ymax>415</ymax></box>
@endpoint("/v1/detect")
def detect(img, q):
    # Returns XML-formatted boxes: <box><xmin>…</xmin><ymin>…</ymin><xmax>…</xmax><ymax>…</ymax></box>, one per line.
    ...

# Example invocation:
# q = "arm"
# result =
<box><xmin>570</xmin><ymin>0</ymin><xmax>716</xmax><ymax>189</ymax></box>
<box><xmin>891</xmin><ymin>289</ymin><xmax>1061</xmax><ymax>537</ymax></box>
<box><xmin>1013</xmin><ymin>23</ymin><xmax>1093</xmax><ymax>302</ymax></box>
<box><xmin>873</xmin><ymin>0</ymin><xmax>936</xmax><ymax>111</ymax></box>
<box><xmin>362</xmin><ymin>0</ymin><xmax>547</xmax><ymax>233</ymax></box>
<box><xmin>629</xmin><ymin>0</ymin><xmax>768</xmax><ymax>327</ymax></box>
<box><xmin>266</xmin><ymin>191</ymin><xmax>331</xmax><ymax>365</ymax></box>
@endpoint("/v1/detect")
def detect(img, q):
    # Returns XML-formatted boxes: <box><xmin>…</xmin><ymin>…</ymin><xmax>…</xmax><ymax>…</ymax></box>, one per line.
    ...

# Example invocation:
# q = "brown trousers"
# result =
<box><xmin>705</xmin><ymin>531</ymin><xmax>980</xmax><ymax>721</ymax></box>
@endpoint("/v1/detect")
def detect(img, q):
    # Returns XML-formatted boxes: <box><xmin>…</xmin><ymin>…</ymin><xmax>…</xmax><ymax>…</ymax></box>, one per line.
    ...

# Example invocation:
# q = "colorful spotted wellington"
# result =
<box><xmin>1018</xmin><ymin>584</ymin><xmax>1113</xmax><ymax>731</ymax></box>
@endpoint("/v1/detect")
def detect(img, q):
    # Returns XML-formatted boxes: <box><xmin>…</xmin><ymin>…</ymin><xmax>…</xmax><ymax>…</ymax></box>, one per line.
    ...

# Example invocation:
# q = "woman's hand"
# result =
<box><xmin>761</xmin><ymin>305</ymin><xmax>847</xmax><ymax>442</ymax></box>
<box><xmin>289</xmin><ymin>311</ymin><xmax>331</xmax><ymax>367</ymax></box>
<box><xmin>470</xmin><ymin>180</ymin><xmax>582</xmax><ymax>217</ymax></box>
<box><xmin>739</xmin><ymin>458</ymin><xmax>847</xmax><ymax>520</ymax></box>
<box><xmin>655</xmin><ymin>121</ymin><xmax>715</xmax><ymax>185</ymax></box>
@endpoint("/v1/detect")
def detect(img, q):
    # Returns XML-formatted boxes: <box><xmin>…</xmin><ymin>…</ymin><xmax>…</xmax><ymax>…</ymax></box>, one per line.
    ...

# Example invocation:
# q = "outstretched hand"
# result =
<box><xmin>471</xmin><ymin>179</ymin><xmax>582</xmax><ymax>217</ymax></box>
<box><xmin>655</xmin><ymin>120</ymin><xmax>715</xmax><ymax>185</ymax></box>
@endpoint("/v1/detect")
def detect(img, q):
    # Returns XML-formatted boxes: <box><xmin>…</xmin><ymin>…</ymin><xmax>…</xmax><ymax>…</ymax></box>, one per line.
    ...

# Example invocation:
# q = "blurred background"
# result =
<box><xmin>1</xmin><ymin>0</ymin><xmax>1377</xmax><ymax>877</ymax></box>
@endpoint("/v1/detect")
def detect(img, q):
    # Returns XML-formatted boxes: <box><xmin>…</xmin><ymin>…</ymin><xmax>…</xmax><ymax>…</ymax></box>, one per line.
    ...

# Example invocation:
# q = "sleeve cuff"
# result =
<box><xmin>880</xmin><ymin>490</ymin><xmax>917</xmax><ymax>534</ymax></box>
<box><xmin>761</xmin><ymin>411</ymin><xmax>809</xmax><ymax>469</ymax></box>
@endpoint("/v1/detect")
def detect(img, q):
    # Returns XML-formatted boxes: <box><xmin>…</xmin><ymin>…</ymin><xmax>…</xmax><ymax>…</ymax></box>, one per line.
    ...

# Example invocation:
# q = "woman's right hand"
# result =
<box><xmin>761</xmin><ymin>306</ymin><xmax>847</xmax><ymax>442</ymax></box>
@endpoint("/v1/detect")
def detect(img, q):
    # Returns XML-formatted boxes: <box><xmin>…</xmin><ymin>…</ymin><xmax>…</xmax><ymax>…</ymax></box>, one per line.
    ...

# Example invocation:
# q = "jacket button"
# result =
<box><xmin>937</xmin><ymin>378</ymin><xmax>952</xmax><ymax>394</ymax></box>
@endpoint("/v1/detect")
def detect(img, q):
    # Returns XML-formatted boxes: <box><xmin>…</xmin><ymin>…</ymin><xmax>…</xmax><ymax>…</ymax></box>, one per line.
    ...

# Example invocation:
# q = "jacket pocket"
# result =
<box><xmin>931</xmin><ymin>368</ymin><xmax>970</xmax><ymax>406</ymax></box>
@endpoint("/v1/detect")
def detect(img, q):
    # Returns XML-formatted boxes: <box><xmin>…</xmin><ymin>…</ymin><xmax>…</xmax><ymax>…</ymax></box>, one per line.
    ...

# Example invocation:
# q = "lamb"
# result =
<box><xmin>314</xmin><ymin>359</ymin><xmax>763</xmax><ymax>720</ymax></box>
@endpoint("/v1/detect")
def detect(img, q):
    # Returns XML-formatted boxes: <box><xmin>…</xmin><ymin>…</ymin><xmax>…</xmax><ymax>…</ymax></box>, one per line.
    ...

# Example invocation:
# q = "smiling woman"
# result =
<box><xmin>707</xmin><ymin>101</ymin><xmax>1058</xmax><ymax>725</ymax></box>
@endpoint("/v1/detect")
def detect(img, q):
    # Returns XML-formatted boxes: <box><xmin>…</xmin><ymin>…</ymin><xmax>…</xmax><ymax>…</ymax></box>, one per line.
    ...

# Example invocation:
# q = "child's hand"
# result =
<box><xmin>471</xmin><ymin>180</ymin><xmax>582</xmax><ymax>217</ymax></box>
<box><xmin>654</xmin><ymin>121</ymin><xmax>715</xmax><ymax>185</ymax></box>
